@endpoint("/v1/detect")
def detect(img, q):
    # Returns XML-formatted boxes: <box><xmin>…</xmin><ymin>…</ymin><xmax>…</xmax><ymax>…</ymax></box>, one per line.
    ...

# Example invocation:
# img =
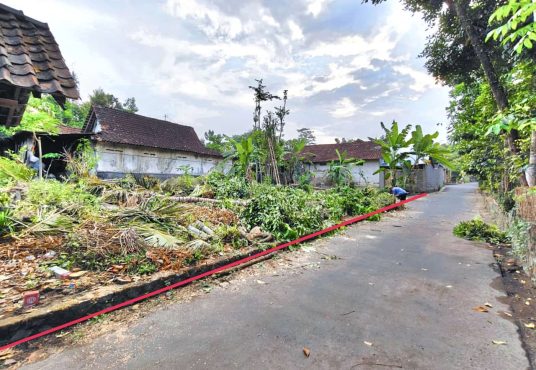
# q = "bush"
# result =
<box><xmin>453</xmin><ymin>218</ymin><xmax>509</xmax><ymax>245</ymax></box>
<box><xmin>24</xmin><ymin>180</ymin><xmax>99</xmax><ymax>216</ymax></box>
<box><xmin>240</xmin><ymin>184</ymin><xmax>392</xmax><ymax>241</ymax></box>
<box><xmin>205</xmin><ymin>172</ymin><xmax>251</xmax><ymax>199</ymax></box>
<box><xmin>241</xmin><ymin>184</ymin><xmax>324</xmax><ymax>241</ymax></box>
<box><xmin>0</xmin><ymin>156</ymin><xmax>34</xmax><ymax>186</ymax></box>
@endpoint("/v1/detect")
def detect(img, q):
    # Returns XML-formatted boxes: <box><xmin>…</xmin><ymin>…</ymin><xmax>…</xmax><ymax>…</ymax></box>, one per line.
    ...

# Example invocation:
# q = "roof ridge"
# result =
<box><xmin>93</xmin><ymin>105</ymin><xmax>193</xmax><ymax>129</ymax></box>
<box><xmin>0</xmin><ymin>4</ymin><xmax>49</xmax><ymax>29</ymax></box>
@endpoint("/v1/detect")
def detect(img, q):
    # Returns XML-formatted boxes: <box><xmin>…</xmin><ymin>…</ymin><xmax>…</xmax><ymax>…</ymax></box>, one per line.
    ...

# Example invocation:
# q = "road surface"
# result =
<box><xmin>24</xmin><ymin>184</ymin><xmax>529</xmax><ymax>369</ymax></box>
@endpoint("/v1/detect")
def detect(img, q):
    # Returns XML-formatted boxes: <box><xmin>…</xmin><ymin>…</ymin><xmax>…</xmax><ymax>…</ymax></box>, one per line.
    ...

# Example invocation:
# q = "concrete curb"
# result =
<box><xmin>0</xmin><ymin>246</ymin><xmax>270</xmax><ymax>346</ymax></box>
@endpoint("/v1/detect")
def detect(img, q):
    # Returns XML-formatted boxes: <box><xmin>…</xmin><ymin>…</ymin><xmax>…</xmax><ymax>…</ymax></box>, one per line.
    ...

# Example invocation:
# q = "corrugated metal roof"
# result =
<box><xmin>85</xmin><ymin>106</ymin><xmax>222</xmax><ymax>157</ymax></box>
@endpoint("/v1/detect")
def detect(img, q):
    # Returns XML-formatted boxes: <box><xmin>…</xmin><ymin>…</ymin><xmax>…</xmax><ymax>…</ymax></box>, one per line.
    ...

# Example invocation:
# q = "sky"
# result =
<box><xmin>7</xmin><ymin>0</ymin><xmax>451</xmax><ymax>143</ymax></box>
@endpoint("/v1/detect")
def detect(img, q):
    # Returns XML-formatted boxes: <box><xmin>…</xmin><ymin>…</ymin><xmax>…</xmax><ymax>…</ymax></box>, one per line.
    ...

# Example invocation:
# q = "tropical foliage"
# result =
<box><xmin>327</xmin><ymin>149</ymin><xmax>364</xmax><ymax>187</ymax></box>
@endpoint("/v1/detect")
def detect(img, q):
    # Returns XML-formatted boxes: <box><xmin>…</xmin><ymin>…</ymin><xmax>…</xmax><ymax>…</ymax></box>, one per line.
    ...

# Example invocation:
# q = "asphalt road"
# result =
<box><xmin>24</xmin><ymin>183</ymin><xmax>530</xmax><ymax>369</ymax></box>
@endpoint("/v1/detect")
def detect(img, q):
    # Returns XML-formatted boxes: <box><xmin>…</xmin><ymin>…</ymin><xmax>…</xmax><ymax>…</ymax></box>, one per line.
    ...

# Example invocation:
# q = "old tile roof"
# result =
<box><xmin>302</xmin><ymin>140</ymin><xmax>382</xmax><ymax>163</ymax></box>
<box><xmin>0</xmin><ymin>4</ymin><xmax>79</xmax><ymax>126</ymax></box>
<box><xmin>84</xmin><ymin>106</ymin><xmax>221</xmax><ymax>157</ymax></box>
<box><xmin>59</xmin><ymin>125</ymin><xmax>82</xmax><ymax>134</ymax></box>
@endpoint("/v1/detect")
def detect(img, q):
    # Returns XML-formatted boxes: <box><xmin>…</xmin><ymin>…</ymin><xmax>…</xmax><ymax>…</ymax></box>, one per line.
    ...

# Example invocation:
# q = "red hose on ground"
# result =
<box><xmin>0</xmin><ymin>193</ymin><xmax>427</xmax><ymax>351</ymax></box>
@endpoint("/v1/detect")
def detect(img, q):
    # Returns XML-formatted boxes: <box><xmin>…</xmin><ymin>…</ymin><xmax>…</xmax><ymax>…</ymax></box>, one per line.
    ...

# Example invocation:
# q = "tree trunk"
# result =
<box><xmin>267</xmin><ymin>136</ymin><xmax>281</xmax><ymax>185</ymax></box>
<box><xmin>448</xmin><ymin>0</ymin><xmax>528</xmax><ymax>186</ymax></box>
<box><xmin>527</xmin><ymin>130</ymin><xmax>536</xmax><ymax>186</ymax></box>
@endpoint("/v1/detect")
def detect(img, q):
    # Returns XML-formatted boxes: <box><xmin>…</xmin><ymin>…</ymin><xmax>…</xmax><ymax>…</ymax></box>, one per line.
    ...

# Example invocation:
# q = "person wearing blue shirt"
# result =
<box><xmin>390</xmin><ymin>186</ymin><xmax>408</xmax><ymax>201</ymax></box>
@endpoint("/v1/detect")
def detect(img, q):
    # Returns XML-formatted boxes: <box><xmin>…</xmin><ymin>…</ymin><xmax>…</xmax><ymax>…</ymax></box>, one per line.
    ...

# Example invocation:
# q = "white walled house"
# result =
<box><xmin>82</xmin><ymin>106</ymin><xmax>223</xmax><ymax>179</ymax></box>
<box><xmin>301</xmin><ymin>141</ymin><xmax>382</xmax><ymax>186</ymax></box>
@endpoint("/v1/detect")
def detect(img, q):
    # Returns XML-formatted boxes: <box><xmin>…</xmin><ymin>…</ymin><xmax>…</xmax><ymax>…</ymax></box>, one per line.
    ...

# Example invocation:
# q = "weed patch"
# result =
<box><xmin>453</xmin><ymin>218</ymin><xmax>509</xmax><ymax>245</ymax></box>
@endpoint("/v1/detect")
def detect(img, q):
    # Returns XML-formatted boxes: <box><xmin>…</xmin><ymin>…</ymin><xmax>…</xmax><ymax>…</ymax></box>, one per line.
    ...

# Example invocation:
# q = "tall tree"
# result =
<box><xmin>486</xmin><ymin>0</ymin><xmax>536</xmax><ymax>186</ymax></box>
<box><xmin>248</xmin><ymin>79</ymin><xmax>280</xmax><ymax>130</ymax></box>
<box><xmin>297</xmin><ymin>128</ymin><xmax>316</xmax><ymax>144</ymax></box>
<box><xmin>88</xmin><ymin>88</ymin><xmax>138</xmax><ymax>113</ymax></box>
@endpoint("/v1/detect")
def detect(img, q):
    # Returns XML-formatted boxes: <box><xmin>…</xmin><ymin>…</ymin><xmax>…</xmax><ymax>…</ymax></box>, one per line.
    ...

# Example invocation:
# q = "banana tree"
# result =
<box><xmin>410</xmin><ymin>125</ymin><xmax>453</xmax><ymax>169</ymax></box>
<box><xmin>327</xmin><ymin>149</ymin><xmax>364</xmax><ymax>187</ymax></box>
<box><xmin>283</xmin><ymin>138</ymin><xmax>307</xmax><ymax>184</ymax></box>
<box><xmin>228</xmin><ymin>136</ymin><xmax>255</xmax><ymax>181</ymax></box>
<box><xmin>373</xmin><ymin>120</ymin><xmax>413</xmax><ymax>187</ymax></box>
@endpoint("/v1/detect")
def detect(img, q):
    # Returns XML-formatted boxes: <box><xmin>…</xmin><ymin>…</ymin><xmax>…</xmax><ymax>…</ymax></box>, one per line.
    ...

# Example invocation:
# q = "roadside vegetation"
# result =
<box><xmin>453</xmin><ymin>218</ymin><xmax>510</xmax><ymax>245</ymax></box>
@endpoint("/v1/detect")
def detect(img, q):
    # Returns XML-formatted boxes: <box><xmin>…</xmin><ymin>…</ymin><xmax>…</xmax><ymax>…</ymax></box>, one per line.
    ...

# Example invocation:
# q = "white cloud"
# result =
<box><xmin>306</xmin><ymin>0</ymin><xmax>333</xmax><ymax>17</ymax></box>
<box><xmin>331</xmin><ymin>97</ymin><xmax>358</xmax><ymax>118</ymax></box>
<box><xmin>288</xmin><ymin>20</ymin><xmax>304</xmax><ymax>41</ymax></box>
<box><xmin>393</xmin><ymin>65</ymin><xmax>438</xmax><ymax>93</ymax></box>
<box><xmin>164</xmin><ymin>0</ymin><xmax>244</xmax><ymax>39</ymax></box>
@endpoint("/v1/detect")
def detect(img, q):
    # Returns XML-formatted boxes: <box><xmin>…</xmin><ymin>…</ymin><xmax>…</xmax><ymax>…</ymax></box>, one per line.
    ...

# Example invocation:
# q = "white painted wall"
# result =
<box><xmin>306</xmin><ymin>159</ymin><xmax>380</xmax><ymax>186</ymax></box>
<box><xmin>95</xmin><ymin>142</ymin><xmax>222</xmax><ymax>178</ymax></box>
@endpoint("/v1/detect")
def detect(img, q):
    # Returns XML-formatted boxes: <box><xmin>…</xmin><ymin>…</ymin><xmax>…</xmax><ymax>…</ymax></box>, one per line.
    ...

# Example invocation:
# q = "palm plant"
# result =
<box><xmin>327</xmin><ymin>149</ymin><xmax>364</xmax><ymax>187</ymax></box>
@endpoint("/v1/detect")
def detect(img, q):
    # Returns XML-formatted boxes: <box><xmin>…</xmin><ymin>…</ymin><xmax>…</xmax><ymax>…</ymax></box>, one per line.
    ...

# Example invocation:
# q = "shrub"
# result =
<box><xmin>25</xmin><ymin>180</ymin><xmax>99</xmax><ymax>216</ymax></box>
<box><xmin>241</xmin><ymin>184</ymin><xmax>324</xmax><ymax>241</ymax></box>
<box><xmin>0</xmin><ymin>156</ymin><xmax>34</xmax><ymax>186</ymax></box>
<box><xmin>205</xmin><ymin>172</ymin><xmax>251</xmax><ymax>199</ymax></box>
<box><xmin>453</xmin><ymin>218</ymin><xmax>509</xmax><ymax>245</ymax></box>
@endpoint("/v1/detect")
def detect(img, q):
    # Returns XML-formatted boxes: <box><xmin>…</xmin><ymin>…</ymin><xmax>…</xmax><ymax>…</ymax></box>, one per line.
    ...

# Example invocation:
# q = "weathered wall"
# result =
<box><xmin>95</xmin><ymin>142</ymin><xmax>222</xmax><ymax>179</ymax></box>
<box><xmin>306</xmin><ymin>160</ymin><xmax>380</xmax><ymax>186</ymax></box>
<box><xmin>378</xmin><ymin>164</ymin><xmax>446</xmax><ymax>192</ymax></box>
<box><xmin>411</xmin><ymin>165</ymin><xmax>446</xmax><ymax>193</ymax></box>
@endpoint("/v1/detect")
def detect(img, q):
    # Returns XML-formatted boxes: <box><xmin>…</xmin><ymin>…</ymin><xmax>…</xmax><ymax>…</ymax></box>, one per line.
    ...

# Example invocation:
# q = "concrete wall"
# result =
<box><xmin>95</xmin><ymin>142</ymin><xmax>222</xmax><ymax>179</ymax></box>
<box><xmin>413</xmin><ymin>165</ymin><xmax>445</xmax><ymax>193</ymax></box>
<box><xmin>306</xmin><ymin>160</ymin><xmax>380</xmax><ymax>186</ymax></box>
<box><xmin>378</xmin><ymin>165</ymin><xmax>446</xmax><ymax>192</ymax></box>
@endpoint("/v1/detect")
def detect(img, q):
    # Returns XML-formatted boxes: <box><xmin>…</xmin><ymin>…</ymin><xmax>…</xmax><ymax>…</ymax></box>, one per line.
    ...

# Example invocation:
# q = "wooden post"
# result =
<box><xmin>34</xmin><ymin>132</ymin><xmax>43</xmax><ymax>180</ymax></box>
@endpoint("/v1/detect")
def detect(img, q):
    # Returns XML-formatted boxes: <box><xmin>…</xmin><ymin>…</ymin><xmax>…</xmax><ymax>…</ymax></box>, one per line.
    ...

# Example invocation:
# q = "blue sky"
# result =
<box><xmin>8</xmin><ymin>0</ymin><xmax>451</xmax><ymax>143</ymax></box>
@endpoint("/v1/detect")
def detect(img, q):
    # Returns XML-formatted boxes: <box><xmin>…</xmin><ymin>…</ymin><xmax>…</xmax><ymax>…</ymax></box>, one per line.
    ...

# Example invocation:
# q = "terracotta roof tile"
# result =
<box><xmin>302</xmin><ymin>141</ymin><xmax>382</xmax><ymax>163</ymax></box>
<box><xmin>59</xmin><ymin>125</ymin><xmax>82</xmax><ymax>135</ymax></box>
<box><xmin>0</xmin><ymin>4</ymin><xmax>79</xmax><ymax>99</ymax></box>
<box><xmin>85</xmin><ymin>106</ymin><xmax>221</xmax><ymax>158</ymax></box>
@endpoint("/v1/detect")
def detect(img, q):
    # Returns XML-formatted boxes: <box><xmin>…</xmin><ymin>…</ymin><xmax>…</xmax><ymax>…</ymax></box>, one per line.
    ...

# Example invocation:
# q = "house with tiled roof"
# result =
<box><xmin>0</xmin><ymin>4</ymin><xmax>79</xmax><ymax>127</ymax></box>
<box><xmin>82</xmin><ymin>106</ymin><xmax>223</xmax><ymax>179</ymax></box>
<box><xmin>301</xmin><ymin>140</ymin><xmax>383</xmax><ymax>186</ymax></box>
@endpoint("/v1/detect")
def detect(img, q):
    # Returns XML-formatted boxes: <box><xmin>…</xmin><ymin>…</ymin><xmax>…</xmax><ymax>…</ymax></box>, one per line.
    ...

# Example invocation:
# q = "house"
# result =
<box><xmin>0</xmin><ymin>4</ymin><xmax>79</xmax><ymax>127</ymax></box>
<box><xmin>301</xmin><ymin>140</ymin><xmax>382</xmax><ymax>186</ymax></box>
<box><xmin>81</xmin><ymin>106</ymin><xmax>223</xmax><ymax>179</ymax></box>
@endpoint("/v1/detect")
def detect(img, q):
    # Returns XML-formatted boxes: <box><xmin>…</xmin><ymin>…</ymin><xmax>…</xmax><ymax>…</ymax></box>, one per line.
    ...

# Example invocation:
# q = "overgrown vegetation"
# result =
<box><xmin>453</xmin><ymin>219</ymin><xmax>510</xmax><ymax>245</ymax></box>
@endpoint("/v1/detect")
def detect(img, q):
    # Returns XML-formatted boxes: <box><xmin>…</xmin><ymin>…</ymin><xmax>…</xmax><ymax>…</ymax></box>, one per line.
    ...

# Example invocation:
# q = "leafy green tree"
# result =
<box><xmin>373</xmin><ymin>121</ymin><xmax>413</xmax><ymax>187</ymax></box>
<box><xmin>88</xmin><ymin>88</ymin><xmax>138</xmax><ymax>113</ymax></box>
<box><xmin>487</xmin><ymin>0</ymin><xmax>536</xmax><ymax>55</ymax></box>
<box><xmin>229</xmin><ymin>136</ymin><xmax>255</xmax><ymax>181</ymax></box>
<box><xmin>327</xmin><ymin>149</ymin><xmax>364</xmax><ymax>187</ymax></box>
<box><xmin>123</xmin><ymin>97</ymin><xmax>139</xmax><ymax>113</ymax></box>
<box><xmin>486</xmin><ymin>3</ymin><xmax>536</xmax><ymax>185</ymax></box>
<box><xmin>297</xmin><ymin>128</ymin><xmax>316</xmax><ymax>145</ymax></box>
<box><xmin>283</xmin><ymin>138</ymin><xmax>307</xmax><ymax>184</ymax></box>
<box><xmin>204</xmin><ymin>130</ymin><xmax>227</xmax><ymax>153</ymax></box>
<box><xmin>410</xmin><ymin>125</ymin><xmax>453</xmax><ymax>169</ymax></box>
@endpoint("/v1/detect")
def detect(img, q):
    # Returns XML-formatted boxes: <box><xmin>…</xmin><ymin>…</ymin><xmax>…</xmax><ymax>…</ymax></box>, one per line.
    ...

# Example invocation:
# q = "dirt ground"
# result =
<box><xmin>0</xmin><ymin>235</ymin><xmax>332</xmax><ymax>368</ymax></box>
